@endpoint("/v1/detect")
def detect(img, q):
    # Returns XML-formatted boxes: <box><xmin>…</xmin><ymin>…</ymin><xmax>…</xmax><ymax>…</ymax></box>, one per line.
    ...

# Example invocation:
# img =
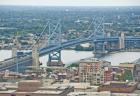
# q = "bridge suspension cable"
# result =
<box><xmin>25</xmin><ymin>19</ymin><xmax>61</xmax><ymax>54</ymax></box>
<box><xmin>87</xmin><ymin>17</ymin><xmax>104</xmax><ymax>40</ymax></box>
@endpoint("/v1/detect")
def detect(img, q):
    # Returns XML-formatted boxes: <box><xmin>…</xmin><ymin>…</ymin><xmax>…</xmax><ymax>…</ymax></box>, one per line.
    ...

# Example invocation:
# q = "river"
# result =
<box><xmin>0</xmin><ymin>50</ymin><xmax>140</xmax><ymax>66</ymax></box>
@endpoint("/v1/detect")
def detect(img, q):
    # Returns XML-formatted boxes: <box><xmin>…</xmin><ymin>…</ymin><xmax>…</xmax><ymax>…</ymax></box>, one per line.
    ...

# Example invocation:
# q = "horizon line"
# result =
<box><xmin>0</xmin><ymin>4</ymin><xmax>140</xmax><ymax>7</ymax></box>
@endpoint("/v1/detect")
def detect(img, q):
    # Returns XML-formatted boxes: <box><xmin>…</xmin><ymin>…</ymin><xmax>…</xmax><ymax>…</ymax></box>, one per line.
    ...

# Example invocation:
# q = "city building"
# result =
<box><xmin>67</xmin><ymin>91</ymin><xmax>111</xmax><ymax>96</ymax></box>
<box><xmin>134</xmin><ymin>64</ymin><xmax>140</xmax><ymax>82</ymax></box>
<box><xmin>0</xmin><ymin>70</ymin><xmax>23</xmax><ymax>81</ymax></box>
<box><xmin>79</xmin><ymin>58</ymin><xmax>112</xmax><ymax>85</ymax></box>
<box><xmin>111</xmin><ymin>66</ymin><xmax>124</xmax><ymax>81</ymax></box>
<box><xmin>53</xmin><ymin>82</ymin><xmax>91</xmax><ymax>92</ymax></box>
<box><xmin>120</xmin><ymin>62</ymin><xmax>134</xmax><ymax>69</ymax></box>
<box><xmin>0</xmin><ymin>80</ymin><xmax>74</xmax><ymax>96</ymax></box>
<box><xmin>133</xmin><ymin>58</ymin><xmax>140</xmax><ymax>82</ymax></box>
<box><xmin>98</xmin><ymin>81</ymin><xmax>138</xmax><ymax>93</ymax></box>
<box><xmin>67</xmin><ymin>91</ymin><xmax>139</xmax><ymax>96</ymax></box>
<box><xmin>119</xmin><ymin>62</ymin><xmax>135</xmax><ymax>81</ymax></box>
<box><xmin>119</xmin><ymin>62</ymin><xmax>135</xmax><ymax>71</ymax></box>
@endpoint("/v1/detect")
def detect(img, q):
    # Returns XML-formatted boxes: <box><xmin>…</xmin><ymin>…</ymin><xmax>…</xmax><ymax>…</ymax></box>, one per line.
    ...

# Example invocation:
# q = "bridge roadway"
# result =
<box><xmin>39</xmin><ymin>36</ymin><xmax>140</xmax><ymax>55</ymax></box>
<box><xmin>0</xmin><ymin>36</ymin><xmax>140</xmax><ymax>72</ymax></box>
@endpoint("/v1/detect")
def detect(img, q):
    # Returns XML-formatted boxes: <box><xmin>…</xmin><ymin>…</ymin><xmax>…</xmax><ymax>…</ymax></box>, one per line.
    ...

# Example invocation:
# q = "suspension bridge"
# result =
<box><xmin>0</xmin><ymin>18</ymin><xmax>140</xmax><ymax>72</ymax></box>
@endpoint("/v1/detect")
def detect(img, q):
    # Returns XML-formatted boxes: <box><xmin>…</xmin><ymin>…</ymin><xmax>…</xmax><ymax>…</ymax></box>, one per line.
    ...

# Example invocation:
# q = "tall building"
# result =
<box><xmin>79</xmin><ymin>58</ymin><xmax>112</xmax><ymax>85</ymax></box>
<box><xmin>134</xmin><ymin>64</ymin><xmax>140</xmax><ymax>82</ymax></box>
<box><xmin>133</xmin><ymin>58</ymin><xmax>140</xmax><ymax>82</ymax></box>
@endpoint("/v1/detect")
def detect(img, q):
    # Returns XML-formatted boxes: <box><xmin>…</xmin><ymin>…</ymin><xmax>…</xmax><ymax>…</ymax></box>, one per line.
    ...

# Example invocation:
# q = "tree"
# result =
<box><xmin>67</xmin><ymin>63</ymin><xmax>79</xmax><ymax>68</ymax></box>
<box><xmin>121</xmin><ymin>70</ymin><xmax>133</xmax><ymax>81</ymax></box>
<box><xmin>75</xmin><ymin>44</ymin><xmax>83</xmax><ymax>51</ymax></box>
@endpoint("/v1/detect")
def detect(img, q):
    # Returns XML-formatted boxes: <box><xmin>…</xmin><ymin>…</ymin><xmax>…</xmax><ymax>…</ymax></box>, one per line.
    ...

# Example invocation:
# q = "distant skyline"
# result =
<box><xmin>0</xmin><ymin>0</ymin><xmax>140</xmax><ymax>6</ymax></box>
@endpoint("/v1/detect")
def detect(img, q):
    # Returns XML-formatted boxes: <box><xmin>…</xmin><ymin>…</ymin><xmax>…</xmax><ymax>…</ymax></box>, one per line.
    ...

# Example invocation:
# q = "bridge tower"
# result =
<box><xmin>32</xmin><ymin>44</ymin><xmax>39</xmax><ymax>67</ymax></box>
<box><xmin>12</xmin><ymin>47</ymin><xmax>17</xmax><ymax>57</ymax></box>
<box><xmin>119</xmin><ymin>32</ymin><xmax>125</xmax><ymax>49</ymax></box>
<box><xmin>12</xmin><ymin>35</ymin><xmax>19</xmax><ymax>57</ymax></box>
<box><xmin>89</xmin><ymin>17</ymin><xmax>107</xmax><ymax>57</ymax></box>
<box><xmin>47</xmin><ymin>51</ymin><xmax>64</xmax><ymax>67</ymax></box>
<box><xmin>47</xmin><ymin>21</ymin><xmax>64</xmax><ymax>67</ymax></box>
<box><xmin>104</xmin><ymin>32</ymin><xmax>111</xmax><ymax>51</ymax></box>
<box><xmin>106</xmin><ymin>32</ymin><xmax>111</xmax><ymax>37</ymax></box>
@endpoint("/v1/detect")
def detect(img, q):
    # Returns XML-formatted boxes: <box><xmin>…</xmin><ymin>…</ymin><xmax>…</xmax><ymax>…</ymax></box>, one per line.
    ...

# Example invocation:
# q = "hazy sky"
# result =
<box><xmin>0</xmin><ymin>0</ymin><xmax>140</xmax><ymax>6</ymax></box>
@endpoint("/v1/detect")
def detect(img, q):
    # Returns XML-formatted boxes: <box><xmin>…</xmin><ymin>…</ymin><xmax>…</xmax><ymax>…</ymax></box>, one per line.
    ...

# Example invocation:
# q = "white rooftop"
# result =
<box><xmin>33</xmin><ymin>90</ymin><xmax>62</xmax><ymax>94</ymax></box>
<box><xmin>0</xmin><ymin>90</ymin><xmax>16</xmax><ymax>93</ymax></box>
<box><xmin>53</xmin><ymin>83</ymin><xmax>90</xmax><ymax>89</ymax></box>
<box><xmin>67</xmin><ymin>91</ymin><xmax>111</xmax><ymax>96</ymax></box>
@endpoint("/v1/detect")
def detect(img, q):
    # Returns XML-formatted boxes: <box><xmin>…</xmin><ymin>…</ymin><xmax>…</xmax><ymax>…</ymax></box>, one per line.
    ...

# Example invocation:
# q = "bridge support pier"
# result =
<box><xmin>12</xmin><ymin>35</ymin><xmax>19</xmax><ymax>57</ymax></box>
<box><xmin>119</xmin><ymin>32</ymin><xmax>125</xmax><ymax>49</ymax></box>
<box><xmin>93</xmin><ymin>42</ymin><xmax>108</xmax><ymax>58</ymax></box>
<box><xmin>32</xmin><ymin>44</ymin><xmax>39</xmax><ymax>67</ymax></box>
<box><xmin>12</xmin><ymin>47</ymin><xmax>17</xmax><ymax>57</ymax></box>
<box><xmin>47</xmin><ymin>51</ymin><xmax>64</xmax><ymax>67</ymax></box>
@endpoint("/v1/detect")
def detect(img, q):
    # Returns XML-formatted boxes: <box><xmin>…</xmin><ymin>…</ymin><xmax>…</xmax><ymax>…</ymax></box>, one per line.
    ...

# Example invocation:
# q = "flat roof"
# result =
<box><xmin>53</xmin><ymin>83</ymin><xmax>90</xmax><ymax>89</ymax></box>
<box><xmin>119</xmin><ymin>63</ymin><xmax>135</xmax><ymax>67</ymax></box>
<box><xmin>103</xmin><ymin>81</ymin><xmax>137</xmax><ymax>86</ymax></box>
<box><xmin>40</xmin><ymin>85</ymin><xmax>69</xmax><ymax>90</ymax></box>
<box><xmin>15</xmin><ymin>92</ymin><xmax>32</xmax><ymax>94</ymax></box>
<box><xmin>33</xmin><ymin>90</ymin><xmax>62</xmax><ymax>94</ymax></box>
<box><xmin>0</xmin><ymin>90</ymin><xmax>16</xmax><ymax>93</ymax></box>
<box><xmin>112</xmin><ymin>93</ymin><xmax>138</xmax><ymax>96</ymax></box>
<box><xmin>80</xmin><ymin>58</ymin><xmax>110</xmax><ymax>63</ymax></box>
<box><xmin>19</xmin><ymin>80</ymin><xmax>40</xmax><ymax>83</ymax></box>
<box><xmin>67</xmin><ymin>91</ymin><xmax>111</xmax><ymax>96</ymax></box>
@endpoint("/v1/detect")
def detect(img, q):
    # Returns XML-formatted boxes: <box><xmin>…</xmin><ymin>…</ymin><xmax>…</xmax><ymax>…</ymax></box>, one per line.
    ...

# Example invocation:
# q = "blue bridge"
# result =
<box><xmin>0</xmin><ymin>36</ymin><xmax>140</xmax><ymax>72</ymax></box>
<box><xmin>0</xmin><ymin>19</ymin><xmax>140</xmax><ymax>72</ymax></box>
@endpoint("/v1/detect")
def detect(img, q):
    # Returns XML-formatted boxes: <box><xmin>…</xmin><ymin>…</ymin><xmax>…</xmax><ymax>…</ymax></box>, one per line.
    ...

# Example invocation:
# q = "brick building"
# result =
<box><xmin>79</xmin><ymin>58</ymin><xmax>113</xmax><ymax>85</ymax></box>
<box><xmin>98</xmin><ymin>81</ymin><xmax>137</xmax><ymax>93</ymax></box>
<box><xmin>0</xmin><ymin>80</ymin><xmax>74</xmax><ymax>96</ymax></box>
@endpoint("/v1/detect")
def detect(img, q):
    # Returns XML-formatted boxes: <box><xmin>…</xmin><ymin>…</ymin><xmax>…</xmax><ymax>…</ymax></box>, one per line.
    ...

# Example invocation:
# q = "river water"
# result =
<box><xmin>0</xmin><ymin>50</ymin><xmax>140</xmax><ymax>66</ymax></box>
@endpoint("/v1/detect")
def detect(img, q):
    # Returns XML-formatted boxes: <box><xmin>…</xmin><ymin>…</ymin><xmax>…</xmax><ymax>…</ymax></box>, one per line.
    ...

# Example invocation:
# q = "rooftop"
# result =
<box><xmin>53</xmin><ymin>83</ymin><xmax>91</xmax><ymax>89</ymax></box>
<box><xmin>40</xmin><ymin>85</ymin><xmax>71</xmax><ymax>90</ymax></box>
<box><xmin>67</xmin><ymin>91</ymin><xmax>111</xmax><ymax>96</ymax></box>
<box><xmin>67</xmin><ymin>92</ymin><xmax>139</xmax><ymax>96</ymax></box>
<box><xmin>0</xmin><ymin>90</ymin><xmax>16</xmax><ymax>94</ymax></box>
<box><xmin>33</xmin><ymin>90</ymin><xmax>62</xmax><ymax>94</ymax></box>
<box><xmin>119</xmin><ymin>62</ymin><xmax>135</xmax><ymax>67</ymax></box>
<box><xmin>80</xmin><ymin>58</ymin><xmax>110</xmax><ymax>63</ymax></box>
<box><xmin>133</xmin><ymin>58</ymin><xmax>140</xmax><ymax>64</ymax></box>
<box><xmin>19</xmin><ymin>80</ymin><xmax>40</xmax><ymax>83</ymax></box>
<box><xmin>103</xmin><ymin>81</ymin><xmax>137</xmax><ymax>86</ymax></box>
